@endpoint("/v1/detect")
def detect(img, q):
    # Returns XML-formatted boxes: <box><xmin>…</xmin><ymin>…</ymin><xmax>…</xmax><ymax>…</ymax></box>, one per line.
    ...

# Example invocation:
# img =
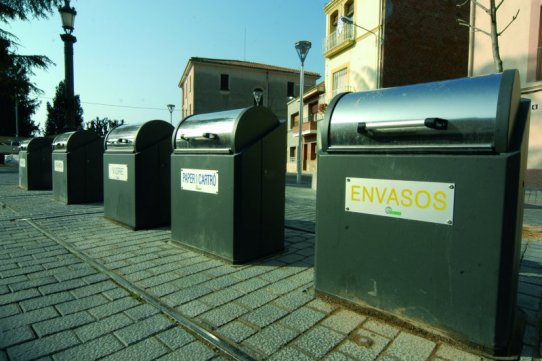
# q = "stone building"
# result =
<box><xmin>178</xmin><ymin>57</ymin><xmax>320</xmax><ymax>121</ymax></box>
<box><xmin>286</xmin><ymin>82</ymin><xmax>326</xmax><ymax>175</ymax></box>
<box><xmin>286</xmin><ymin>0</ymin><xmax>470</xmax><ymax>180</ymax></box>
<box><xmin>323</xmin><ymin>0</ymin><xmax>469</xmax><ymax>100</ymax></box>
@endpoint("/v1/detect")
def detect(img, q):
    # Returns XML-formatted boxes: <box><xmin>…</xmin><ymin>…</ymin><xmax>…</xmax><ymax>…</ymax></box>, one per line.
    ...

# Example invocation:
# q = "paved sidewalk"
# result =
<box><xmin>0</xmin><ymin>164</ymin><xmax>541</xmax><ymax>360</ymax></box>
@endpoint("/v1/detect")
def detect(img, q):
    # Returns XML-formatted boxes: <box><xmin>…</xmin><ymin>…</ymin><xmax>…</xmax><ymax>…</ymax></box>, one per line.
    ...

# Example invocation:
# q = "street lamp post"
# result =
<box><xmin>14</xmin><ymin>95</ymin><xmax>19</xmax><ymax>138</ymax></box>
<box><xmin>340</xmin><ymin>16</ymin><xmax>383</xmax><ymax>44</ymax></box>
<box><xmin>167</xmin><ymin>104</ymin><xmax>175</xmax><ymax>124</ymax></box>
<box><xmin>59</xmin><ymin>0</ymin><xmax>77</xmax><ymax>132</ymax></box>
<box><xmin>294</xmin><ymin>40</ymin><xmax>311</xmax><ymax>185</ymax></box>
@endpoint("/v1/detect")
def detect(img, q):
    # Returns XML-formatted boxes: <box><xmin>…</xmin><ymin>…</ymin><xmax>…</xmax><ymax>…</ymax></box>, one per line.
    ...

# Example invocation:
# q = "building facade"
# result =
<box><xmin>286</xmin><ymin>82</ymin><xmax>326</xmax><ymax>174</ymax></box>
<box><xmin>283</xmin><ymin>0</ymin><xmax>468</xmax><ymax>178</ymax></box>
<box><xmin>469</xmin><ymin>0</ymin><xmax>542</xmax><ymax>174</ymax></box>
<box><xmin>178</xmin><ymin>57</ymin><xmax>320</xmax><ymax>121</ymax></box>
<box><xmin>323</xmin><ymin>0</ymin><xmax>470</xmax><ymax>103</ymax></box>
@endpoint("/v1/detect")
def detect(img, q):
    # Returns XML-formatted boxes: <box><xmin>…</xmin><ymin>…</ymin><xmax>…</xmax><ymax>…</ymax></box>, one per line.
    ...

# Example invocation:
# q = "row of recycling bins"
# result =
<box><xmin>17</xmin><ymin>70</ymin><xmax>530</xmax><ymax>357</ymax></box>
<box><xmin>19</xmin><ymin>107</ymin><xmax>284</xmax><ymax>264</ymax></box>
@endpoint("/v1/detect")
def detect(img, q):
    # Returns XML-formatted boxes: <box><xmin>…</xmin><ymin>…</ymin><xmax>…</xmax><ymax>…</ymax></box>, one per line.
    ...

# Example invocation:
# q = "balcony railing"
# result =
<box><xmin>324</xmin><ymin>23</ymin><xmax>355</xmax><ymax>57</ymax></box>
<box><xmin>308</xmin><ymin>113</ymin><xmax>324</xmax><ymax>123</ymax></box>
<box><xmin>291</xmin><ymin>119</ymin><xmax>319</xmax><ymax>136</ymax></box>
<box><xmin>291</xmin><ymin>113</ymin><xmax>324</xmax><ymax>129</ymax></box>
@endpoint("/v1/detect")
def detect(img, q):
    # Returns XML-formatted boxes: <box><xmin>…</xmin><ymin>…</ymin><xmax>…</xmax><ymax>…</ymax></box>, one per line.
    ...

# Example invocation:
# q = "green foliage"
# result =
<box><xmin>0</xmin><ymin>0</ymin><xmax>61</xmax><ymax>137</ymax></box>
<box><xmin>85</xmin><ymin>117</ymin><xmax>125</xmax><ymax>137</ymax></box>
<box><xmin>0</xmin><ymin>0</ymin><xmax>61</xmax><ymax>21</ymax></box>
<box><xmin>0</xmin><ymin>37</ymin><xmax>39</xmax><ymax>136</ymax></box>
<box><xmin>0</xmin><ymin>0</ymin><xmax>58</xmax><ymax>78</ymax></box>
<box><xmin>44</xmin><ymin>81</ymin><xmax>84</xmax><ymax>136</ymax></box>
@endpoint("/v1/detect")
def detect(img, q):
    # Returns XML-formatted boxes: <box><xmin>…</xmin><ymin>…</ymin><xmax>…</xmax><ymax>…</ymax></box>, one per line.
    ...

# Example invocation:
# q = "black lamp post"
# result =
<box><xmin>294</xmin><ymin>40</ymin><xmax>311</xmax><ymax>185</ymax></box>
<box><xmin>59</xmin><ymin>0</ymin><xmax>77</xmax><ymax>131</ymax></box>
<box><xmin>167</xmin><ymin>104</ymin><xmax>175</xmax><ymax>124</ymax></box>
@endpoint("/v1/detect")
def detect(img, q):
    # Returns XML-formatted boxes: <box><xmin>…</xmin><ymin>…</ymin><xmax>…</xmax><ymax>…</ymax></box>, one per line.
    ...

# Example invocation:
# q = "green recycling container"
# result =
<box><xmin>315</xmin><ymin>70</ymin><xmax>529</xmax><ymax>356</ymax></box>
<box><xmin>18</xmin><ymin>137</ymin><xmax>53</xmax><ymax>190</ymax></box>
<box><xmin>52</xmin><ymin>130</ymin><xmax>103</xmax><ymax>204</ymax></box>
<box><xmin>103</xmin><ymin>120</ymin><xmax>173</xmax><ymax>229</ymax></box>
<box><xmin>171</xmin><ymin>106</ymin><xmax>286</xmax><ymax>263</ymax></box>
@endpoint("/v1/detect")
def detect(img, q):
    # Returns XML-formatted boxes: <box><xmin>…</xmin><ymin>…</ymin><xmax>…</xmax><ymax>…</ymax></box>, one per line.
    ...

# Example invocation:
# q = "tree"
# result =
<box><xmin>0</xmin><ymin>0</ymin><xmax>59</xmax><ymax>71</ymax></box>
<box><xmin>457</xmin><ymin>0</ymin><xmax>519</xmax><ymax>72</ymax></box>
<box><xmin>0</xmin><ymin>38</ymin><xmax>40</xmax><ymax>137</ymax></box>
<box><xmin>85</xmin><ymin>117</ymin><xmax>125</xmax><ymax>137</ymax></box>
<box><xmin>0</xmin><ymin>0</ymin><xmax>62</xmax><ymax>137</ymax></box>
<box><xmin>44</xmin><ymin>81</ymin><xmax>84</xmax><ymax>136</ymax></box>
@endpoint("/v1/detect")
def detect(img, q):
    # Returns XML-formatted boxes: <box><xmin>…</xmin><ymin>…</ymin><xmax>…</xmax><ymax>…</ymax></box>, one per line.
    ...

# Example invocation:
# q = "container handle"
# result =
<box><xmin>357</xmin><ymin>118</ymin><xmax>448</xmax><ymax>133</ymax></box>
<box><xmin>180</xmin><ymin>133</ymin><xmax>219</xmax><ymax>141</ymax></box>
<box><xmin>105</xmin><ymin>138</ymin><xmax>132</xmax><ymax>145</ymax></box>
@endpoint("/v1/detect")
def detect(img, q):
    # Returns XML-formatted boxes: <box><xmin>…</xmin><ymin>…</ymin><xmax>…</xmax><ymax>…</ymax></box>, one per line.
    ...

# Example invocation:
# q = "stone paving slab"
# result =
<box><xmin>1</xmin><ymin>165</ymin><xmax>541</xmax><ymax>360</ymax></box>
<box><xmin>0</xmin><ymin>215</ymin><xmax>222</xmax><ymax>360</ymax></box>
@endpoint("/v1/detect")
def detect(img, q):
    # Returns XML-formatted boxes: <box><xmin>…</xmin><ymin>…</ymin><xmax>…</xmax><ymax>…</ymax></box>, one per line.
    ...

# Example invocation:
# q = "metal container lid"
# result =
<box><xmin>321</xmin><ymin>70</ymin><xmax>520</xmax><ymax>154</ymax></box>
<box><xmin>104</xmin><ymin>120</ymin><xmax>174</xmax><ymax>152</ymax></box>
<box><xmin>173</xmin><ymin>107</ymin><xmax>280</xmax><ymax>153</ymax></box>
<box><xmin>52</xmin><ymin>130</ymin><xmax>101</xmax><ymax>151</ymax></box>
<box><xmin>19</xmin><ymin>137</ymin><xmax>53</xmax><ymax>152</ymax></box>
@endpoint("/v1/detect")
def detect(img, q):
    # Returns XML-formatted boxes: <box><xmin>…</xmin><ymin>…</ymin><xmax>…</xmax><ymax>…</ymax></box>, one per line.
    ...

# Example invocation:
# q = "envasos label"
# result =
<box><xmin>19</xmin><ymin>158</ymin><xmax>26</xmax><ymax>168</ymax></box>
<box><xmin>181</xmin><ymin>168</ymin><xmax>219</xmax><ymax>194</ymax></box>
<box><xmin>54</xmin><ymin>160</ymin><xmax>64</xmax><ymax>173</ymax></box>
<box><xmin>345</xmin><ymin>177</ymin><xmax>455</xmax><ymax>225</ymax></box>
<box><xmin>108</xmin><ymin>164</ymin><xmax>128</xmax><ymax>181</ymax></box>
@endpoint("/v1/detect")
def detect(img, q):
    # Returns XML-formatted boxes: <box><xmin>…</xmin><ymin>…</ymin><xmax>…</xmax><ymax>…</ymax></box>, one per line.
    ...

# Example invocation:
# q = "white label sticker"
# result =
<box><xmin>108</xmin><ymin>164</ymin><xmax>128</xmax><ymax>181</ymax></box>
<box><xmin>19</xmin><ymin>158</ymin><xmax>26</xmax><ymax>168</ymax></box>
<box><xmin>345</xmin><ymin>177</ymin><xmax>455</xmax><ymax>225</ymax></box>
<box><xmin>181</xmin><ymin>168</ymin><xmax>219</xmax><ymax>194</ymax></box>
<box><xmin>54</xmin><ymin>160</ymin><xmax>64</xmax><ymax>173</ymax></box>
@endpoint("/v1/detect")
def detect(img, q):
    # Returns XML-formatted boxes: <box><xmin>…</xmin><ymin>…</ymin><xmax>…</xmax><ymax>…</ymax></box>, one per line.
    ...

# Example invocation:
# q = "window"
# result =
<box><xmin>345</xmin><ymin>0</ymin><xmax>354</xmax><ymax>18</ymax></box>
<box><xmin>220</xmin><ymin>74</ymin><xmax>230</xmax><ymax>91</ymax></box>
<box><xmin>332</xmin><ymin>68</ymin><xmax>349</xmax><ymax>96</ymax></box>
<box><xmin>287</xmin><ymin>81</ymin><xmax>295</xmax><ymax>97</ymax></box>
<box><xmin>308</xmin><ymin>102</ymin><xmax>319</xmax><ymax>122</ymax></box>
<box><xmin>330</xmin><ymin>10</ymin><xmax>338</xmax><ymax>34</ymax></box>
<box><xmin>290</xmin><ymin>147</ymin><xmax>296</xmax><ymax>158</ymax></box>
<box><xmin>291</xmin><ymin>112</ymin><xmax>299</xmax><ymax>129</ymax></box>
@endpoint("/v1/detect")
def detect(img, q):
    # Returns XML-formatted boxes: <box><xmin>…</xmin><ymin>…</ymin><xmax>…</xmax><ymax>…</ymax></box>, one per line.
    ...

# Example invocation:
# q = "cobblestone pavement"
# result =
<box><xmin>1</xmin><ymin>165</ymin><xmax>541</xmax><ymax>360</ymax></box>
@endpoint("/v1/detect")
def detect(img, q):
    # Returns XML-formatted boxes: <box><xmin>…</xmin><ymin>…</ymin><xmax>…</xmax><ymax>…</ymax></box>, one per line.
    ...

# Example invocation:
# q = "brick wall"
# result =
<box><xmin>381</xmin><ymin>0</ymin><xmax>470</xmax><ymax>88</ymax></box>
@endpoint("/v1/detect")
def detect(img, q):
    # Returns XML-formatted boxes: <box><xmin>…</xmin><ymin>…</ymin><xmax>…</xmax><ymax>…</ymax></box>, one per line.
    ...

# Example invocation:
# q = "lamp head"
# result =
<box><xmin>59</xmin><ymin>0</ymin><xmax>77</xmax><ymax>34</ymax></box>
<box><xmin>167</xmin><ymin>104</ymin><xmax>175</xmax><ymax>113</ymax></box>
<box><xmin>295</xmin><ymin>40</ymin><xmax>312</xmax><ymax>65</ymax></box>
<box><xmin>252</xmin><ymin>88</ymin><xmax>263</xmax><ymax>106</ymax></box>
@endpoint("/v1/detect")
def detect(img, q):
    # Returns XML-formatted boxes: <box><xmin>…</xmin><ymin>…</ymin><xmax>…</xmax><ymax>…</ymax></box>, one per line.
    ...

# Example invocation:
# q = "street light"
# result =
<box><xmin>167</xmin><ymin>104</ymin><xmax>175</xmax><ymax>124</ymax></box>
<box><xmin>341</xmin><ymin>16</ymin><xmax>383</xmax><ymax>89</ymax></box>
<box><xmin>252</xmin><ymin>88</ymin><xmax>263</xmax><ymax>106</ymax></box>
<box><xmin>59</xmin><ymin>0</ymin><xmax>77</xmax><ymax>131</ymax></box>
<box><xmin>340</xmin><ymin>16</ymin><xmax>384</xmax><ymax>44</ymax></box>
<box><xmin>294</xmin><ymin>40</ymin><xmax>311</xmax><ymax>185</ymax></box>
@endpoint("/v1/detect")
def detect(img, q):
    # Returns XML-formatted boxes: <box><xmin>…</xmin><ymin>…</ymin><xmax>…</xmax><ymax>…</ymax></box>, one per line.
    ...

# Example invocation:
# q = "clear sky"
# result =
<box><xmin>8</xmin><ymin>0</ymin><xmax>327</xmax><ymax>132</ymax></box>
